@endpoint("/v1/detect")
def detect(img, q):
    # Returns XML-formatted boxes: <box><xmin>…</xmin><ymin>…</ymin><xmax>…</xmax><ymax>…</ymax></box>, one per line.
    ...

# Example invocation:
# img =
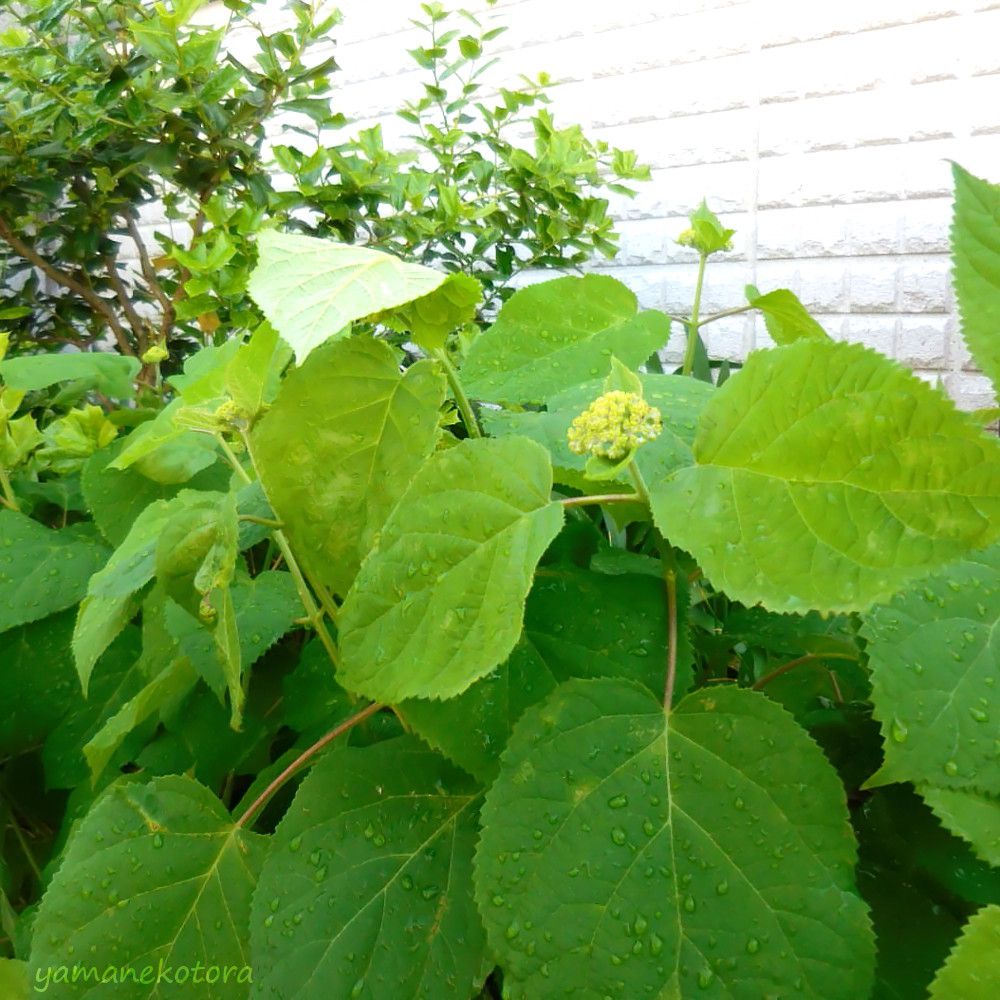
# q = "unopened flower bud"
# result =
<box><xmin>567</xmin><ymin>390</ymin><xmax>662</xmax><ymax>462</ymax></box>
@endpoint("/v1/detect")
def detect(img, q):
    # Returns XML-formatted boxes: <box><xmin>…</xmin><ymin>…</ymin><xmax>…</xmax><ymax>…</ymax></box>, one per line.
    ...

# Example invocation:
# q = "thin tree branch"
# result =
<box><xmin>105</xmin><ymin>256</ymin><xmax>148</xmax><ymax>353</ymax></box>
<box><xmin>124</xmin><ymin>211</ymin><xmax>175</xmax><ymax>337</ymax></box>
<box><xmin>0</xmin><ymin>214</ymin><xmax>133</xmax><ymax>355</ymax></box>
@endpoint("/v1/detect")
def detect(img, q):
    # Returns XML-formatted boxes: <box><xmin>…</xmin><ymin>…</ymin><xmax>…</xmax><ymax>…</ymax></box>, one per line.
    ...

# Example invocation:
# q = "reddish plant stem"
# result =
<box><xmin>751</xmin><ymin>652</ymin><xmax>856</xmax><ymax>691</ymax></box>
<box><xmin>235</xmin><ymin>702</ymin><xmax>383</xmax><ymax>829</ymax></box>
<box><xmin>663</xmin><ymin>568</ymin><xmax>679</xmax><ymax>710</ymax></box>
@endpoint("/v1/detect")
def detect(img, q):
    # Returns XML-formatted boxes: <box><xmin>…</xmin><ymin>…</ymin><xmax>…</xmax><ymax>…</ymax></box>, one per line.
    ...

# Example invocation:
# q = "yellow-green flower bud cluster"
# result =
<box><xmin>141</xmin><ymin>344</ymin><xmax>169</xmax><ymax>365</ymax></box>
<box><xmin>567</xmin><ymin>390</ymin><xmax>662</xmax><ymax>461</ymax></box>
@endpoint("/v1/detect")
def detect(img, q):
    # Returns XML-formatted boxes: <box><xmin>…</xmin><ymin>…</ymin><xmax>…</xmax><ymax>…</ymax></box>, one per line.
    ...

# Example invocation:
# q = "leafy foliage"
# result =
<box><xmin>251</xmin><ymin>738</ymin><xmax>488</xmax><ymax>1000</ymax></box>
<box><xmin>476</xmin><ymin>679</ymin><xmax>874</xmax><ymax>999</ymax></box>
<box><xmin>928</xmin><ymin>904</ymin><xmax>1000</xmax><ymax>998</ymax></box>
<box><xmin>652</xmin><ymin>339</ymin><xmax>1000</xmax><ymax>612</ymax></box>
<box><xmin>337</xmin><ymin>437</ymin><xmax>565</xmax><ymax>702</ymax></box>
<box><xmin>0</xmin><ymin>0</ymin><xmax>646</xmax><ymax>359</ymax></box>
<box><xmin>2</xmin><ymin>149</ymin><xmax>1000</xmax><ymax>1000</ymax></box>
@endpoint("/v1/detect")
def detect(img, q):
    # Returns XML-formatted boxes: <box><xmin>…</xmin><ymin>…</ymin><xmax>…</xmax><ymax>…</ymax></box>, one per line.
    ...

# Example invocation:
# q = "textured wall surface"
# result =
<box><xmin>160</xmin><ymin>0</ymin><xmax>1000</xmax><ymax>406</ymax></box>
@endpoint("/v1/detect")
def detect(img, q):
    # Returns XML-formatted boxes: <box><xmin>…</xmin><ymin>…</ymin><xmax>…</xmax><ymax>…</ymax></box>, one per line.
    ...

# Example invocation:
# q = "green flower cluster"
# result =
<box><xmin>567</xmin><ymin>390</ymin><xmax>662</xmax><ymax>461</ymax></box>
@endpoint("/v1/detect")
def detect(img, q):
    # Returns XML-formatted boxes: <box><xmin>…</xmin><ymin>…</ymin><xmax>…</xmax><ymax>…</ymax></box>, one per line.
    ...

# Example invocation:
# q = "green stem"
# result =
<box><xmin>559</xmin><ymin>492</ymin><xmax>641</xmax><ymax>509</ymax></box>
<box><xmin>216</xmin><ymin>433</ymin><xmax>341</xmax><ymax>668</ymax></box>
<box><xmin>235</xmin><ymin>701</ymin><xmax>383</xmax><ymax>829</ymax></box>
<box><xmin>627</xmin><ymin>461</ymin><xmax>652</xmax><ymax>508</ymax></box>
<box><xmin>699</xmin><ymin>303</ymin><xmax>753</xmax><ymax>327</ymax></box>
<box><xmin>663</xmin><ymin>565</ymin><xmax>679</xmax><ymax>710</ymax></box>
<box><xmin>0</xmin><ymin>468</ymin><xmax>18</xmax><ymax>512</ymax></box>
<box><xmin>434</xmin><ymin>349</ymin><xmax>482</xmax><ymax>438</ymax></box>
<box><xmin>238</xmin><ymin>514</ymin><xmax>284</xmax><ymax>529</ymax></box>
<box><xmin>681</xmin><ymin>251</ymin><xmax>708</xmax><ymax>378</ymax></box>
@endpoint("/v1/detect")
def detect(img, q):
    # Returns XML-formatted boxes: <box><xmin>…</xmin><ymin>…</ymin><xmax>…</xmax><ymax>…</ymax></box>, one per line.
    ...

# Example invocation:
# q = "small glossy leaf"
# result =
<box><xmin>463</xmin><ymin>275</ymin><xmax>669</xmax><ymax>403</ymax></box>
<box><xmin>338</xmin><ymin>437</ymin><xmax>564</xmax><ymax>702</ymax></box>
<box><xmin>29</xmin><ymin>776</ymin><xmax>265</xmax><ymax>999</ymax></box>
<box><xmin>475</xmin><ymin>679</ymin><xmax>874</xmax><ymax>1000</ymax></box>
<box><xmin>73</xmin><ymin>491</ymin><xmax>210</xmax><ymax>690</ymax></box>
<box><xmin>921</xmin><ymin>787</ymin><xmax>1000</xmax><ymax>867</ymax></box>
<box><xmin>111</xmin><ymin>341</ymin><xmax>240</xmax><ymax>474</ymax></box>
<box><xmin>400</xmin><ymin>567</ymin><xmax>687</xmax><ymax>782</ymax></box>
<box><xmin>224</xmin><ymin>322</ymin><xmax>288</xmax><ymax>417</ymax></box>
<box><xmin>164</xmin><ymin>570</ymin><xmax>300</xmax><ymax>710</ymax></box>
<box><xmin>0</xmin><ymin>510</ymin><xmax>108</xmax><ymax>632</ymax></box>
<box><xmin>82</xmin><ymin>437</ymin><xmax>227</xmax><ymax>546</ymax></box>
<box><xmin>248</xmin><ymin>231</ymin><xmax>447</xmax><ymax>363</ymax></box>
<box><xmin>253</xmin><ymin>337</ymin><xmax>445</xmax><ymax>597</ymax></box>
<box><xmin>678</xmin><ymin>200</ymin><xmax>735</xmax><ymax>256</ymax></box>
<box><xmin>951</xmin><ymin>163</ymin><xmax>1000</xmax><ymax>394</ymax></box>
<box><xmin>746</xmin><ymin>285</ymin><xmax>829</xmax><ymax>344</ymax></box>
<box><xmin>378</xmin><ymin>271</ymin><xmax>482</xmax><ymax>351</ymax></box>
<box><xmin>0</xmin><ymin>352</ymin><xmax>139</xmax><ymax>397</ymax></box>
<box><xmin>250</xmin><ymin>737</ymin><xmax>489</xmax><ymax>1000</ymax></box>
<box><xmin>864</xmin><ymin>545</ymin><xmax>1000</xmax><ymax>793</ymax></box>
<box><xmin>652</xmin><ymin>341</ymin><xmax>1000</xmax><ymax>612</ymax></box>
<box><xmin>928</xmin><ymin>904</ymin><xmax>1000</xmax><ymax>999</ymax></box>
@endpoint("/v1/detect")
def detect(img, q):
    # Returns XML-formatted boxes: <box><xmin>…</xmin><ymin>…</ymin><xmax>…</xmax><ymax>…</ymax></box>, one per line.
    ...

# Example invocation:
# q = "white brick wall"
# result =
<box><xmin>178</xmin><ymin>0</ymin><xmax>1000</xmax><ymax>407</ymax></box>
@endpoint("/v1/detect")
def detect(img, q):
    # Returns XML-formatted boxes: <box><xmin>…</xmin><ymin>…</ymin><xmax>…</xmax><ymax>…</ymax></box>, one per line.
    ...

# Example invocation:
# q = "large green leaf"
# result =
<box><xmin>928</xmin><ymin>904</ymin><xmax>1000</xmax><ymax>999</ymax></box>
<box><xmin>0</xmin><ymin>352</ymin><xmax>139</xmax><ymax>397</ymax></box>
<box><xmin>252</xmin><ymin>337</ymin><xmax>445</xmax><ymax>597</ymax></box>
<box><xmin>29</xmin><ymin>776</ymin><xmax>265</xmax><ymax>999</ymax></box>
<box><xmin>855</xmin><ymin>861</ymin><xmax>961</xmax><ymax>1000</ymax></box>
<box><xmin>400</xmin><ymin>566</ymin><xmax>686</xmax><ymax>782</ymax></box>
<box><xmin>43</xmin><ymin>624</ymin><xmax>144</xmax><ymax>787</ymax></box>
<box><xmin>0</xmin><ymin>610</ymin><xmax>78</xmax><ymax>758</ymax></box>
<box><xmin>0</xmin><ymin>959</ymin><xmax>27</xmax><ymax>1000</ymax></box>
<box><xmin>651</xmin><ymin>340</ymin><xmax>1000</xmax><ymax>613</ymax></box>
<box><xmin>951</xmin><ymin>163</ymin><xmax>1000</xmax><ymax>394</ymax></box>
<box><xmin>864</xmin><ymin>545</ymin><xmax>1000</xmax><ymax>793</ymax></box>
<box><xmin>84</xmin><ymin>655</ymin><xmax>198</xmax><ymax>779</ymax></box>
<box><xmin>463</xmin><ymin>275</ymin><xmax>670</xmax><ymax>404</ymax></box>
<box><xmin>250</xmin><ymin>737</ymin><xmax>489</xmax><ymax>1000</ymax></box>
<box><xmin>921</xmin><ymin>787</ymin><xmax>1000</xmax><ymax>867</ymax></box>
<box><xmin>0</xmin><ymin>510</ymin><xmax>108</xmax><ymax>632</ymax></box>
<box><xmin>474</xmin><ymin>679</ymin><xmax>874</xmax><ymax>999</ymax></box>
<box><xmin>337</xmin><ymin>437</ymin><xmax>564</xmax><ymax>702</ymax></box>
<box><xmin>248</xmin><ymin>231</ymin><xmax>447</xmax><ymax>363</ymax></box>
